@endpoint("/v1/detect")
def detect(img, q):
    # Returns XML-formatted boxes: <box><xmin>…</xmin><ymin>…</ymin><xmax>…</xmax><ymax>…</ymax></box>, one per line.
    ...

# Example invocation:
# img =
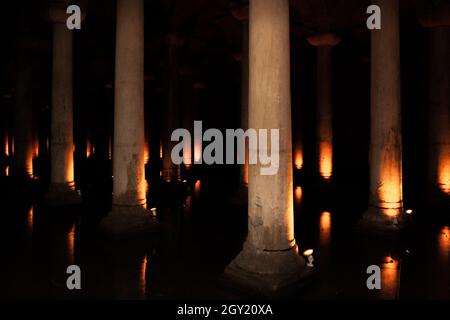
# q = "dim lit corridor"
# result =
<box><xmin>0</xmin><ymin>0</ymin><xmax>449</xmax><ymax>302</ymax></box>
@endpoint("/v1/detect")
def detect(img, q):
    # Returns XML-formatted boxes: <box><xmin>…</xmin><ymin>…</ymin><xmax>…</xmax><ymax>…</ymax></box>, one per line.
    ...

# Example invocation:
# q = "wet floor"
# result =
<box><xmin>0</xmin><ymin>167</ymin><xmax>449</xmax><ymax>300</ymax></box>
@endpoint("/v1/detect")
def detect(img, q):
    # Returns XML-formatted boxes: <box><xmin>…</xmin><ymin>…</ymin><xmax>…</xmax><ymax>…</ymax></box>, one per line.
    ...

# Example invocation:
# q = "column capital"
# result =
<box><xmin>307</xmin><ymin>33</ymin><xmax>341</xmax><ymax>47</ymax></box>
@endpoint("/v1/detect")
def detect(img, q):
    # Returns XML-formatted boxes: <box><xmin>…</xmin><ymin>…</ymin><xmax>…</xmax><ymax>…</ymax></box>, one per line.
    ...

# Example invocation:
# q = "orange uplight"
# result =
<box><xmin>319</xmin><ymin>211</ymin><xmax>331</xmax><ymax>247</ymax></box>
<box><xmin>5</xmin><ymin>166</ymin><xmax>9</xmax><ymax>176</ymax></box>
<box><xmin>66</xmin><ymin>145</ymin><xmax>75</xmax><ymax>189</ymax></box>
<box><xmin>144</xmin><ymin>144</ymin><xmax>150</xmax><ymax>164</ymax></box>
<box><xmin>438</xmin><ymin>153</ymin><xmax>450</xmax><ymax>194</ymax></box>
<box><xmin>378</xmin><ymin>161</ymin><xmax>403</xmax><ymax>217</ymax></box>
<box><xmin>86</xmin><ymin>139</ymin><xmax>91</xmax><ymax>158</ymax></box>
<box><xmin>194</xmin><ymin>142</ymin><xmax>202</xmax><ymax>163</ymax></box>
<box><xmin>27</xmin><ymin>207</ymin><xmax>34</xmax><ymax>236</ymax></box>
<box><xmin>294</xmin><ymin>148</ymin><xmax>303</xmax><ymax>170</ymax></box>
<box><xmin>438</xmin><ymin>226</ymin><xmax>450</xmax><ymax>257</ymax></box>
<box><xmin>294</xmin><ymin>186</ymin><xmax>303</xmax><ymax>205</ymax></box>
<box><xmin>4</xmin><ymin>134</ymin><xmax>8</xmax><ymax>156</ymax></box>
<box><xmin>33</xmin><ymin>139</ymin><xmax>39</xmax><ymax>158</ymax></box>
<box><xmin>67</xmin><ymin>224</ymin><xmax>75</xmax><ymax>265</ymax></box>
<box><xmin>11</xmin><ymin>138</ymin><xmax>14</xmax><ymax>155</ymax></box>
<box><xmin>319</xmin><ymin>142</ymin><xmax>332</xmax><ymax>179</ymax></box>
<box><xmin>195</xmin><ymin>180</ymin><xmax>201</xmax><ymax>197</ymax></box>
<box><xmin>159</xmin><ymin>142</ymin><xmax>163</xmax><ymax>159</ymax></box>
<box><xmin>183</xmin><ymin>145</ymin><xmax>192</xmax><ymax>168</ymax></box>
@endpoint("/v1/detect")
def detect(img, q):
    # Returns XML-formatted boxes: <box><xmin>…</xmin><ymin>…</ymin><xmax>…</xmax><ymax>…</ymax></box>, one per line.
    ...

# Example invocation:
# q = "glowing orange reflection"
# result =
<box><xmin>159</xmin><ymin>142</ymin><xmax>163</xmax><ymax>159</ymax></box>
<box><xmin>294</xmin><ymin>148</ymin><xmax>303</xmax><ymax>170</ymax></box>
<box><xmin>381</xmin><ymin>256</ymin><xmax>400</xmax><ymax>299</ymax></box>
<box><xmin>66</xmin><ymin>145</ymin><xmax>75</xmax><ymax>187</ymax></box>
<box><xmin>319</xmin><ymin>142</ymin><xmax>332</xmax><ymax>179</ymax></box>
<box><xmin>86</xmin><ymin>139</ymin><xmax>91</xmax><ymax>158</ymax></box>
<box><xmin>294</xmin><ymin>186</ymin><xmax>303</xmax><ymax>205</ymax></box>
<box><xmin>5</xmin><ymin>166</ymin><xmax>9</xmax><ymax>176</ymax></box>
<box><xmin>140</xmin><ymin>255</ymin><xmax>147</xmax><ymax>297</ymax></box>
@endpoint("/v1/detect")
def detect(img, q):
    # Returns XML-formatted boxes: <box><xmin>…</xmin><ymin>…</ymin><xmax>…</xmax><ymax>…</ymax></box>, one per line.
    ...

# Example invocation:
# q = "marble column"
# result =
<box><xmin>225</xmin><ymin>0</ymin><xmax>310</xmax><ymax>293</ymax></box>
<box><xmin>162</xmin><ymin>35</ymin><xmax>181</xmax><ymax>183</ymax></box>
<box><xmin>364</xmin><ymin>0</ymin><xmax>406</xmax><ymax>228</ymax></box>
<box><xmin>428</xmin><ymin>27</ymin><xmax>450</xmax><ymax>196</ymax></box>
<box><xmin>307</xmin><ymin>33</ymin><xmax>340</xmax><ymax>180</ymax></box>
<box><xmin>46</xmin><ymin>5</ymin><xmax>80</xmax><ymax>205</ymax></box>
<box><xmin>101</xmin><ymin>0</ymin><xmax>155</xmax><ymax>236</ymax></box>
<box><xmin>13</xmin><ymin>43</ymin><xmax>34</xmax><ymax>178</ymax></box>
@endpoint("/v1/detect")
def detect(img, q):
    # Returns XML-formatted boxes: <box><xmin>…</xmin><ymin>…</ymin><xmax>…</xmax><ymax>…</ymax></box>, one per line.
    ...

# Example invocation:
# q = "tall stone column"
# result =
<box><xmin>428</xmin><ymin>28</ymin><xmax>450</xmax><ymax>196</ymax></box>
<box><xmin>101</xmin><ymin>0</ymin><xmax>154</xmax><ymax>236</ymax></box>
<box><xmin>46</xmin><ymin>5</ymin><xmax>80</xmax><ymax>205</ymax></box>
<box><xmin>162</xmin><ymin>35</ymin><xmax>181</xmax><ymax>183</ymax></box>
<box><xmin>13</xmin><ymin>44</ymin><xmax>34</xmax><ymax>178</ymax></box>
<box><xmin>307</xmin><ymin>34</ymin><xmax>340</xmax><ymax>180</ymax></box>
<box><xmin>364</xmin><ymin>0</ymin><xmax>405</xmax><ymax>228</ymax></box>
<box><xmin>225</xmin><ymin>0</ymin><xmax>310</xmax><ymax>292</ymax></box>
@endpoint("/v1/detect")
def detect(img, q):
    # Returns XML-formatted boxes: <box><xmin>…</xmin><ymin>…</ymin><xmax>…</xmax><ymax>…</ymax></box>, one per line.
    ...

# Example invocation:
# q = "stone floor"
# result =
<box><xmin>0</xmin><ymin>168</ymin><xmax>448</xmax><ymax>300</ymax></box>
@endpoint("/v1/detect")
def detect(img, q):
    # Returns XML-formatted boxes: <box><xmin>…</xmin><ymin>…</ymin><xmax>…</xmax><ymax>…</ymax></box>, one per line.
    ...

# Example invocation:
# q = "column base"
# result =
<box><xmin>100</xmin><ymin>205</ymin><xmax>158</xmax><ymax>238</ymax></box>
<box><xmin>44</xmin><ymin>182</ymin><xmax>81</xmax><ymax>207</ymax></box>
<box><xmin>223</xmin><ymin>242</ymin><xmax>314</xmax><ymax>296</ymax></box>
<box><xmin>359</xmin><ymin>206</ymin><xmax>410</xmax><ymax>232</ymax></box>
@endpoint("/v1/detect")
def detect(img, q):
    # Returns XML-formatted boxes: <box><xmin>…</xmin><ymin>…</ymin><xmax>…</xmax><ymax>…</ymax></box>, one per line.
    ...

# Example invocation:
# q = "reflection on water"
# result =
<box><xmin>381</xmin><ymin>256</ymin><xmax>400</xmax><ymax>300</ymax></box>
<box><xmin>140</xmin><ymin>255</ymin><xmax>148</xmax><ymax>297</ymax></box>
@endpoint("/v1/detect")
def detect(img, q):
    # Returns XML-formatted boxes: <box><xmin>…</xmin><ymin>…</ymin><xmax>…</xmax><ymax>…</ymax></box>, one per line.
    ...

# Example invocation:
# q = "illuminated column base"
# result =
<box><xmin>363</xmin><ymin>0</ymin><xmax>406</xmax><ymax>231</ymax></box>
<box><xmin>101</xmin><ymin>0</ymin><xmax>156</xmax><ymax>237</ymax></box>
<box><xmin>225</xmin><ymin>0</ymin><xmax>311</xmax><ymax>294</ymax></box>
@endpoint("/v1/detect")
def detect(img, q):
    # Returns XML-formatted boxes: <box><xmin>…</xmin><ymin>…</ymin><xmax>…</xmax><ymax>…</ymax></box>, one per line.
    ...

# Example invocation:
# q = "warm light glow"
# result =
<box><xmin>194</xmin><ymin>180</ymin><xmax>201</xmax><ymax>197</ymax></box>
<box><xmin>319</xmin><ymin>142</ymin><xmax>332</xmax><ymax>179</ymax></box>
<box><xmin>5</xmin><ymin>166</ymin><xmax>9</xmax><ymax>176</ymax></box>
<box><xmin>33</xmin><ymin>139</ymin><xmax>39</xmax><ymax>158</ymax></box>
<box><xmin>67</xmin><ymin>224</ymin><xmax>75</xmax><ymax>265</ymax></box>
<box><xmin>4</xmin><ymin>134</ymin><xmax>8</xmax><ymax>156</ymax></box>
<box><xmin>11</xmin><ymin>138</ymin><xmax>14</xmax><ymax>155</ymax></box>
<box><xmin>378</xmin><ymin>164</ymin><xmax>403</xmax><ymax>217</ymax></box>
<box><xmin>25</xmin><ymin>147</ymin><xmax>34</xmax><ymax>178</ymax></box>
<box><xmin>66</xmin><ymin>145</ymin><xmax>75</xmax><ymax>186</ymax></box>
<box><xmin>183</xmin><ymin>144</ymin><xmax>192</xmax><ymax>167</ymax></box>
<box><xmin>319</xmin><ymin>211</ymin><xmax>331</xmax><ymax>247</ymax></box>
<box><xmin>438</xmin><ymin>153</ymin><xmax>450</xmax><ymax>194</ymax></box>
<box><xmin>144</xmin><ymin>143</ymin><xmax>149</xmax><ymax>164</ymax></box>
<box><xmin>405</xmin><ymin>209</ymin><xmax>413</xmax><ymax>215</ymax></box>
<box><xmin>381</xmin><ymin>256</ymin><xmax>400</xmax><ymax>299</ymax></box>
<box><xmin>27</xmin><ymin>207</ymin><xmax>33</xmax><ymax>236</ymax></box>
<box><xmin>438</xmin><ymin>226</ymin><xmax>450</xmax><ymax>258</ymax></box>
<box><xmin>159</xmin><ymin>142</ymin><xmax>163</xmax><ymax>159</ymax></box>
<box><xmin>294</xmin><ymin>148</ymin><xmax>303</xmax><ymax>170</ymax></box>
<box><xmin>86</xmin><ymin>139</ymin><xmax>92</xmax><ymax>158</ymax></box>
<box><xmin>303</xmin><ymin>249</ymin><xmax>314</xmax><ymax>256</ymax></box>
<box><xmin>194</xmin><ymin>142</ymin><xmax>202</xmax><ymax>163</ymax></box>
<box><xmin>294</xmin><ymin>186</ymin><xmax>303</xmax><ymax>205</ymax></box>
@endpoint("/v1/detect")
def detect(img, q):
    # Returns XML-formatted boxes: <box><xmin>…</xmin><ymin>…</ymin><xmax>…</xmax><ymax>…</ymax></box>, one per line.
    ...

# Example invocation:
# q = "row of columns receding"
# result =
<box><xmin>4</xmin><ymin>0</ymin><xmax>450</xmax><ymax>292</ymax></box>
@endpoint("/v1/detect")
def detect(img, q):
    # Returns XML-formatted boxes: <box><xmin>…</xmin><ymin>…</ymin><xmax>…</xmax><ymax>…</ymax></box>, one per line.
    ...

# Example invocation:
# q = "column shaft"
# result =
<box><xmin>429</xmin><ymin>27</ymin><xmax>450</xmax><ymax>195</ymax></box>
<box><xmin>240</xmin><ymin>20</ymin><xmax>249</xmax><ymax>186</ymax></box>
<box><xmin>226</xmin><ymin>0</ymin><xmax>308</xmax><ymax>292</ymax></box>
<box><xmin>14</xmin><ymin>51</ymin><xmax>34</xmax><ymax>177</ymax></box>
<box><xmin>51</xmin><ymin>23</ymin><xmax>74</xmax><ymax>186</ymax></box>
<box><xmin>317</xmin><ymin>46</ymin><xmax>333</xmax><ymax>179</ymax></box>
<box><xmin>369</xmin><ymin>0</ymin><xmax>403</xmax><ymax>217</ymax></box>
<box><xmin>113</xmin><ymin>0</ymin><xmax>146</xmax><ymax>208</ymax></box>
